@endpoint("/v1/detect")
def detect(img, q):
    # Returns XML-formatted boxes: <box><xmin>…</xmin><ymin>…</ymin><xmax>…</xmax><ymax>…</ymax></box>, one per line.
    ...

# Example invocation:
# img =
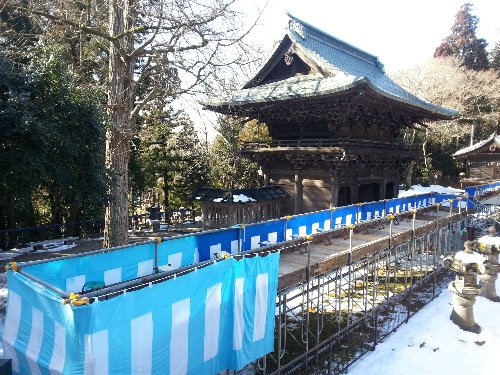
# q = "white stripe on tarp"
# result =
<box><xmin>209</xmin><ymin>243</ymin><xmax>222</xmax><ymax>259</ymax></box>
<box><xmin>396</xmin><ymin>205</ymin><xmax>400</xmax><ymax>213</ymax></box>
<box><xmin>204</xmin><ymin>283</ymin><xmax>222</xmax><ymax>361</ymax></box>
<box><xmin>367</xmin><ymin>212</ymin><xmax>372</xmax><ymax>220</ymax></box>
<box><xmin>233</xmin><ymin>278</ymin><xmax>245</xmax><ymax>350</ymax></box>
<box><xmin>168</xmin><ymin>252</ymin><xmax>182</xmax><ymax>269</ymax></box>
<box><xmin>3</xmin><ymin>291</ymin><xmax>21</xmax><ymax>374</ymax></box>
<box><xmin>298</xmin><ymin>226</ymin><xmax>307</xmax><ymax>237</ymax></box>
<box><xmin>311</xmin><ymin>222</ymin><xmax>319</xmax><ymax>233</ymax></box>
<box><xmin>335</xmin><ymin>217</ymin><xmax>342</xmax><ymax>228</ymax></box>
<box><xmin>253</xmin><ymin>273</ymin><xmax>269</xmax><ymax>341</ymax></box>
<box><xmin>131</xmin><ymin>313</ymin><xmax>153</xmax><ymax>375</ymax></box>
<box><xmin>250</xmin><ymin>236</ymin><xmax>260</xmax><ymax>249</ymax></box>
<box><xmin>268</xmin><ymin>232</ymin><xmax>277</xmax><ymax>244</ymax></box>
<box><xmin>137</xmin><ymin>259</ymin><xmax>154</xmax><ymax>277</ymax></box>
<box><xmin>26</xmin><ymin>307</ymin><xmax>43</xmax><ymax>375</ymax></box>
<box><xmin>66</xmin><ymin>275</ymin><xmax>86</xmax><ymax>293</ymax></box>
<box><xmin>346</xmin><ymin>214</ymin><xmax>353</xmax><ymax>225</ymax></box>
<box><xmin>324</xmin><ymin>219</ymin><xmax>331</xmax><ymax>230</ymax></box>
<box><xmin>194</xmin><ymin>247</ymin><xmax>199</xmax><ymax>263</ymax></box>
<box><xmin>285</xmin><ymin>229</ymin><xmax>292</xmax><ymax>241</ymax></box>
<box><xmin>49</xmin><ymin>321</ymin><xmax>66</xmax><ymax>375</ymax></box>
<box><xmin>171</xmin><ymin>298</ymin><xmax>190</xmax><ymax>375</ymax></box>
<box><xmin>84</xmin><ymin>330</ymin><xmax>109</xmax><ymax>375</ymax></box>
<box><xmin>230</xmin><ymin>240</ymin><xmax>239</xmax><ymax>253</ymax></box>
<box><xmin>104</xmin><ymin>268</ymin><xmax>122</xmax><ymax>286</ymax></box>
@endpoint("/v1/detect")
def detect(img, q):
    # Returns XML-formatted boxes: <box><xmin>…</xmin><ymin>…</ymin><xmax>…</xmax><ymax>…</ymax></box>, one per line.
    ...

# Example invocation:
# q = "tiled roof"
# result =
<box><xmin>203</xmin><ymin>13</ymin><xmax>457</xmax><ymax>119</ymax></box>
<box><xmin>193</xmin><ymin>186</ymin><xmax>290</xmax><ymax>203</ymax></box>
<box><xmin>452</xmin><ymin>133</ymin><xmax>500</xmax><ymax>158</ymax></box>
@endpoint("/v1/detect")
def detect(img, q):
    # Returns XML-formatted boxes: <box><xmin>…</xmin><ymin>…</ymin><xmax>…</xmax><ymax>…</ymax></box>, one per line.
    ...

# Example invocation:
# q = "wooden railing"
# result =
<box><xmin>242</xmin><ymin>138</ymin><xmax>418</xmax><ymax>152</ymax></box>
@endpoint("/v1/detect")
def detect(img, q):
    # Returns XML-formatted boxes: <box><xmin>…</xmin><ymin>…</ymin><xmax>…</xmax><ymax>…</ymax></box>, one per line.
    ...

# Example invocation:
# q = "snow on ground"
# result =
<box><xmin>0</xmin><ymin>241</ymin><xmax>77</xmax><ymax>260</ymax></box>
<box><xmin>348</xmin><ymin>277</ymin><xmax>500</xmax><ymax>375</ymax></box>
<box><xmin>399</xmin><ymin>184</ymin><xmax>464</xmax><ymax>197</ymax></box>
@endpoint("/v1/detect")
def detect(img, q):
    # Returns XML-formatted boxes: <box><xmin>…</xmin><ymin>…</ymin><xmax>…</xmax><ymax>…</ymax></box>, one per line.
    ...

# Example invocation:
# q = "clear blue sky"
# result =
<box><xmin>247</xmin><ymin>0</ymin><xmax>499</xmax><ymax>71</ymax></box>
<box><xmin>188</xmin><ymin>0</ymin><xmax>499</xmax><ymax>140</ymax></box>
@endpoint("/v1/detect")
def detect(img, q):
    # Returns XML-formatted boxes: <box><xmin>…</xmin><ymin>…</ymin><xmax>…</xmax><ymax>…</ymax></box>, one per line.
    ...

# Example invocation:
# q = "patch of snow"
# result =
<box><xmin>454</xmin><ymin>250</ymin><xmax>487</xmax><ymax>264</ymax></box>
<box><xmin>213</xmin><ymin>198</ymin><xmax>224</xmax><ymax>202</ymax></box>
<box><xmin>0</xmin><ymin>247</ymin><xmax>35</xmax><ymax>261</ymax></box>
<box><xmin>232</xmin><ymin>194</ymin><xmax>256</xmax><ymax>203</ymax></box>
<box><xmin>399</xmin><ymin>184</ymin><xmax>464</xmax><ymax>198</ymax></box>
<box><xmin>348</xmin><ymin>276</ymin><xmax>500</xmax><ymax>375</ymax></box>
<box><xmin>477</xmin><ymin>236</ymin><xmax>500</xmax><ymax>247</ymax></box>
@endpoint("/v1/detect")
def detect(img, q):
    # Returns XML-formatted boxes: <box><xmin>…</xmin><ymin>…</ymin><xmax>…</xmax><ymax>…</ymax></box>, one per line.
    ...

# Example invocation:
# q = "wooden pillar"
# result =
<box><xmin>379</xmin><ymin>180</ymin><xmax>386</xmax><ymax>200</ymax></box>
<box><xmin>263</xmin><ymin>172</ymin><xmax>270</xmax><ymax>187</ymax></box>
<box><xmin>294</xmin><ymin>172</ymin><xmax>303</xmax><ymax>215</ymax></box>
<box><xmin>329</xmin><ymin>175</ymin><xmax>339</xmax><ymax>208</ymax></box>
<box><xmin>393</xmin><ymin>181</ymin><xmax>399</xmax><ymax>199</ymax></box>
<box><xmin>350</xmin><ymin>184</ymin><xmax>359</xmax><ymax>205</ymax></box>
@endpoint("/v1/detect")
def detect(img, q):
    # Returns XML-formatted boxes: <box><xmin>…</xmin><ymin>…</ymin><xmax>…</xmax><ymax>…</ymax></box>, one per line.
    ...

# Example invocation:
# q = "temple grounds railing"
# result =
<box><xmin>256</xmin><ymin>213</ymin><xmax>465</xmax><ymax>375</ymax></box>
<box><xmin>242</xmin><ymin>138</ymin><xmax>419</xmax><ymax>152</ymax></box>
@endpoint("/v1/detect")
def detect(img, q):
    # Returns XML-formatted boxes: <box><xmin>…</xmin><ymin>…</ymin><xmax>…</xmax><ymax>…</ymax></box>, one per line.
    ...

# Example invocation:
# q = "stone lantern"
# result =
<box><xmin>475</xmin><ymin>226</ymin><xmax>500</xmax><ymax>302</ymax></box>
<box><xmin>442</xmin><ymin>241</ymin><xmax>488</xmax><ymax>333</ymax></box>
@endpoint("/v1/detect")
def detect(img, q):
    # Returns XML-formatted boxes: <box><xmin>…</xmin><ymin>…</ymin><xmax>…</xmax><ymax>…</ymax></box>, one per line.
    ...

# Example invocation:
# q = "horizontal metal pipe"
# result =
<box><xmin>18</xmin><ymin>270</ymin><xmax>70</xmax><ymax>298</ymax></box>
<box><xmin>17</xmin><ymin>240</ymin><xmax>157</xmax><ymax>268</ymax></box>
<box><xmin>82</xmin><ymin>248</ymin><xmax>281</xmax><ymax>300</ymax></box>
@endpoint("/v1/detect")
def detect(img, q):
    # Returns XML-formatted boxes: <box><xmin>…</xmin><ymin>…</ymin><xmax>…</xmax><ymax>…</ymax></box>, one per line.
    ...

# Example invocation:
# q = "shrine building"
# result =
<box><xmin>453</xmin><ymin>132</ymin><xmax>500</xmax><ymax>185</ymax></box>
<box><xmin>203</xmin><ymin>14</ymin><xmax>457</xmax><ymax>215</ymax></box>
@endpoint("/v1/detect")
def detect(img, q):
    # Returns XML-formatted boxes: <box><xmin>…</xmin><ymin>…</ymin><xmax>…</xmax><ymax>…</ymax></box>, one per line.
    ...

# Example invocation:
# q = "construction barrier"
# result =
<box><xmin>3</xmin><ymin>252</ymin><xmax>280</xmax><ymax>375</ymax></box>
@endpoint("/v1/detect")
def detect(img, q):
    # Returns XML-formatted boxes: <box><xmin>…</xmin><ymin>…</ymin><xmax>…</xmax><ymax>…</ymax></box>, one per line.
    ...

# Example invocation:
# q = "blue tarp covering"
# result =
<box><xmin>242</xmin><ymin>220</ymin><xmax>285</xmax><ymax>251</ymax></box>
<box><xmin>23</xmin><ymin>243</ymin><xmax>156</xmax><ymax>293</ymax></box>
<box><xmin>195</xmin><ymin>228</ymin><xmax>239</xmax><ymax>262</ymax></box>
<box><xmin>359</xmin><ymin>201</ymin><xmax>385</xmax><ymax>221</ymax></box>
<box><xmin>3</xmin><ymin>252</ymin><xmax>281</xmax><ymax>375</ymax></box>
<box><xmin>386</xmin><ymin>197</ymin><xmax>404</xmax><ymax>214</ymax></box>
<box><xmin>332</xmin><ymin>205</ymin><xmax>357</xmax><ymax>228</ymax></box>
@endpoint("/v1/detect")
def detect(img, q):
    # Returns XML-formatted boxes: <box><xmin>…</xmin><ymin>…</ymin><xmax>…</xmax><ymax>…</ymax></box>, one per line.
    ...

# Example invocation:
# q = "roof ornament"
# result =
<box><xmin>289</xmin><ymin>19</ymin><xmax>305</xmax><ymax>39</ymax></box>
<box><xmin>284</xmin><ymin>48</ymin><xmax>294</xmax><ymax>65</ymax></box>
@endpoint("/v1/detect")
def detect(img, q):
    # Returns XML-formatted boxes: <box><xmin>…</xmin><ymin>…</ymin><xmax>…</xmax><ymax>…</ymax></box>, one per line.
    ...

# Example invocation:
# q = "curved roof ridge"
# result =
<box><xmin>286</xmin><ymin>12</ymin><xmax>384</xmax><ymax>72</ymax></box>
<box><xmin>453</xmin><ymin>132</ymin><xmax>498</xmax><ymax>157</ymax></box>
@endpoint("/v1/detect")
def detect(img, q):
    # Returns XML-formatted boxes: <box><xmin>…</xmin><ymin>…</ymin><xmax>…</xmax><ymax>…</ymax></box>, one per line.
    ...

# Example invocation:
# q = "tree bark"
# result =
<box><xmin>163</xmin><ymin>168</ymin><xmax>170</xmax><ymax>221</ymax></box>
<box><xmin>405</xmin><ymin>160</ymin><xmax>416</xmax><ymax>189</ymax></box>
<box><xmin>103</xmin><ymin>0</ymin><xmax>135</xmax><ymax>248</ymax></box>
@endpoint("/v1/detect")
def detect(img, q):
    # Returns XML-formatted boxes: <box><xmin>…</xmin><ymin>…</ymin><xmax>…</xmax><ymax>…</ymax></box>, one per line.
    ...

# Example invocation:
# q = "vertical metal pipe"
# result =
<box><xmin>154</xmin><ymin>239</ymin><xmax>159</xmax><ymax>273</ymax></box>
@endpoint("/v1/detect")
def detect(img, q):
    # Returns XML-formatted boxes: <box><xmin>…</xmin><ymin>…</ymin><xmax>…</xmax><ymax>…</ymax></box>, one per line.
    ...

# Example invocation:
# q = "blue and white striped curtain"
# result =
<box><xmin>2</xmin><ymin>252</ymin><xmax>280</xmax><ymax>374</ymax></box>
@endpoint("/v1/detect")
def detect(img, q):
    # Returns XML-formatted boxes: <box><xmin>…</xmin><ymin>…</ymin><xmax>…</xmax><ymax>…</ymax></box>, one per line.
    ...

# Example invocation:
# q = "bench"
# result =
<box><xmin>315</xmin><ymin>227</ymin><xmax>332</xmax><ymax>245</ymax></box>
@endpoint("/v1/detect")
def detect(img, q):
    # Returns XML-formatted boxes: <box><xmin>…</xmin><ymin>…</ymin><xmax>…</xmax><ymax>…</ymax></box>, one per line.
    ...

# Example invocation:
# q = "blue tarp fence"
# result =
<box><xmin>13</xmin><ymin>190</ymin><xmax>483</xmax><ymax>299</ymax></box>
<box><xmin>3</xmin><ymin>252</ymin><xmax>280</xmax><ymax>375</ymax></box>
<box><xmin>3</xmin><ymin>185</ymin><xmax>495</xmax><ymax>374</ymax></box>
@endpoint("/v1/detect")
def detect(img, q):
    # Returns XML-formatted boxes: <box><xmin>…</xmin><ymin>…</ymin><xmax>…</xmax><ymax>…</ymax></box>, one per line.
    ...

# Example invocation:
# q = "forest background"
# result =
<box><xmin>0</xmin><ymin>2</ymin><xmax>499</xmax><ymax>243</ymax></box>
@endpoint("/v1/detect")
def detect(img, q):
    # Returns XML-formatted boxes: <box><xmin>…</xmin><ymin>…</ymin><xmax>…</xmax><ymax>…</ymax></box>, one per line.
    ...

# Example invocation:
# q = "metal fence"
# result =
<box><xmin>254</xmin><ymin>216</ymin><xmax>465</xmax><ymax>375</ymax></box>
<box><xmin>0</xmin><ymin>209</ymin><xmax>195</xmax><ymax>249</ymax></box>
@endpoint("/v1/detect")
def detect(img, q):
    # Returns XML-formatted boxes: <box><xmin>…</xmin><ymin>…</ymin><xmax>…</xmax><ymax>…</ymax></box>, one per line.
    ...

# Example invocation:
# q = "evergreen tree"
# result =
<box><xmin>209</xmin><ymin>117</ymin><xmax>269</xmax><ymax>189</ymax></box>
<box><xmin>434</xmin><ymin>3</ymin><xmax>489</xmax><ymax>70</ymax></box>
<box><xmin>490</xmin><ymin>41</ymin><xmax>500</xmax><ymax>70</ymax></box>
<box><xmin>132</xmin><ymin>108</ymin><xmax>208</xmax><ymax>214</ymax></box>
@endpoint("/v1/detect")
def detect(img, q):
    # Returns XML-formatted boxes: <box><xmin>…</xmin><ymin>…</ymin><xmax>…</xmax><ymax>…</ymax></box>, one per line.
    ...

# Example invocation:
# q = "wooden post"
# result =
<box><xmin>263</xmin><ymin>171</ymin><xmax>270</xmax><ymax>187</ymax></box>
<box><xmin>329</xmin><ymin>175</ymin><xmax>338</xmax><ymax>209</ymax></box>
<box><xmin>350</xmin><ymin>184</ymin><xmax>359</xmax><ymax>205</ymax></box>
<box><xmin>295</xmin><ymin>172</ymin><xmax>303</xmax><ymax>215</ymax></box>
<box><xmin>379</xmin><ymin>180</ymin><xmax>386</xmax><ymax>200</ymax></box>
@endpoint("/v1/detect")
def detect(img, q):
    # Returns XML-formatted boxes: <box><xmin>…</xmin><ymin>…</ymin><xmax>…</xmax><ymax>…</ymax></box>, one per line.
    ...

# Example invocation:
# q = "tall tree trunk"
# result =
<box><xmin>7</xmin><ymin>192</ymin><xmax>15</xmax><ymax>230</ymax></box>
<box><xmin>405</xmin><ymin>160</ymin><xmax>415</xmax><ymax>189</ymax></box>
<box><xmin>103</xmin><ymin>0</ymin><xmax>135</xmax><ymax>248</ymax></box>
<box><xmin>163</xmin><ymin>168</ymin><xmax>170</xmax><ymax>222</ymax></box>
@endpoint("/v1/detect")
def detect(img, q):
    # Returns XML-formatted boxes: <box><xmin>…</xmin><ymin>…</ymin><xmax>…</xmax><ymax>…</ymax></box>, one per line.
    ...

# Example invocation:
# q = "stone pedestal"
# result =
<box><xmin>478</xmin><ymin>272</ymin><xmax>499</xmax><ymax>301</ymax></box>
<box><xmin>449</xmin><ymin>289</ymin><xmax>480</xmax><ymax>333</ymax></box>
